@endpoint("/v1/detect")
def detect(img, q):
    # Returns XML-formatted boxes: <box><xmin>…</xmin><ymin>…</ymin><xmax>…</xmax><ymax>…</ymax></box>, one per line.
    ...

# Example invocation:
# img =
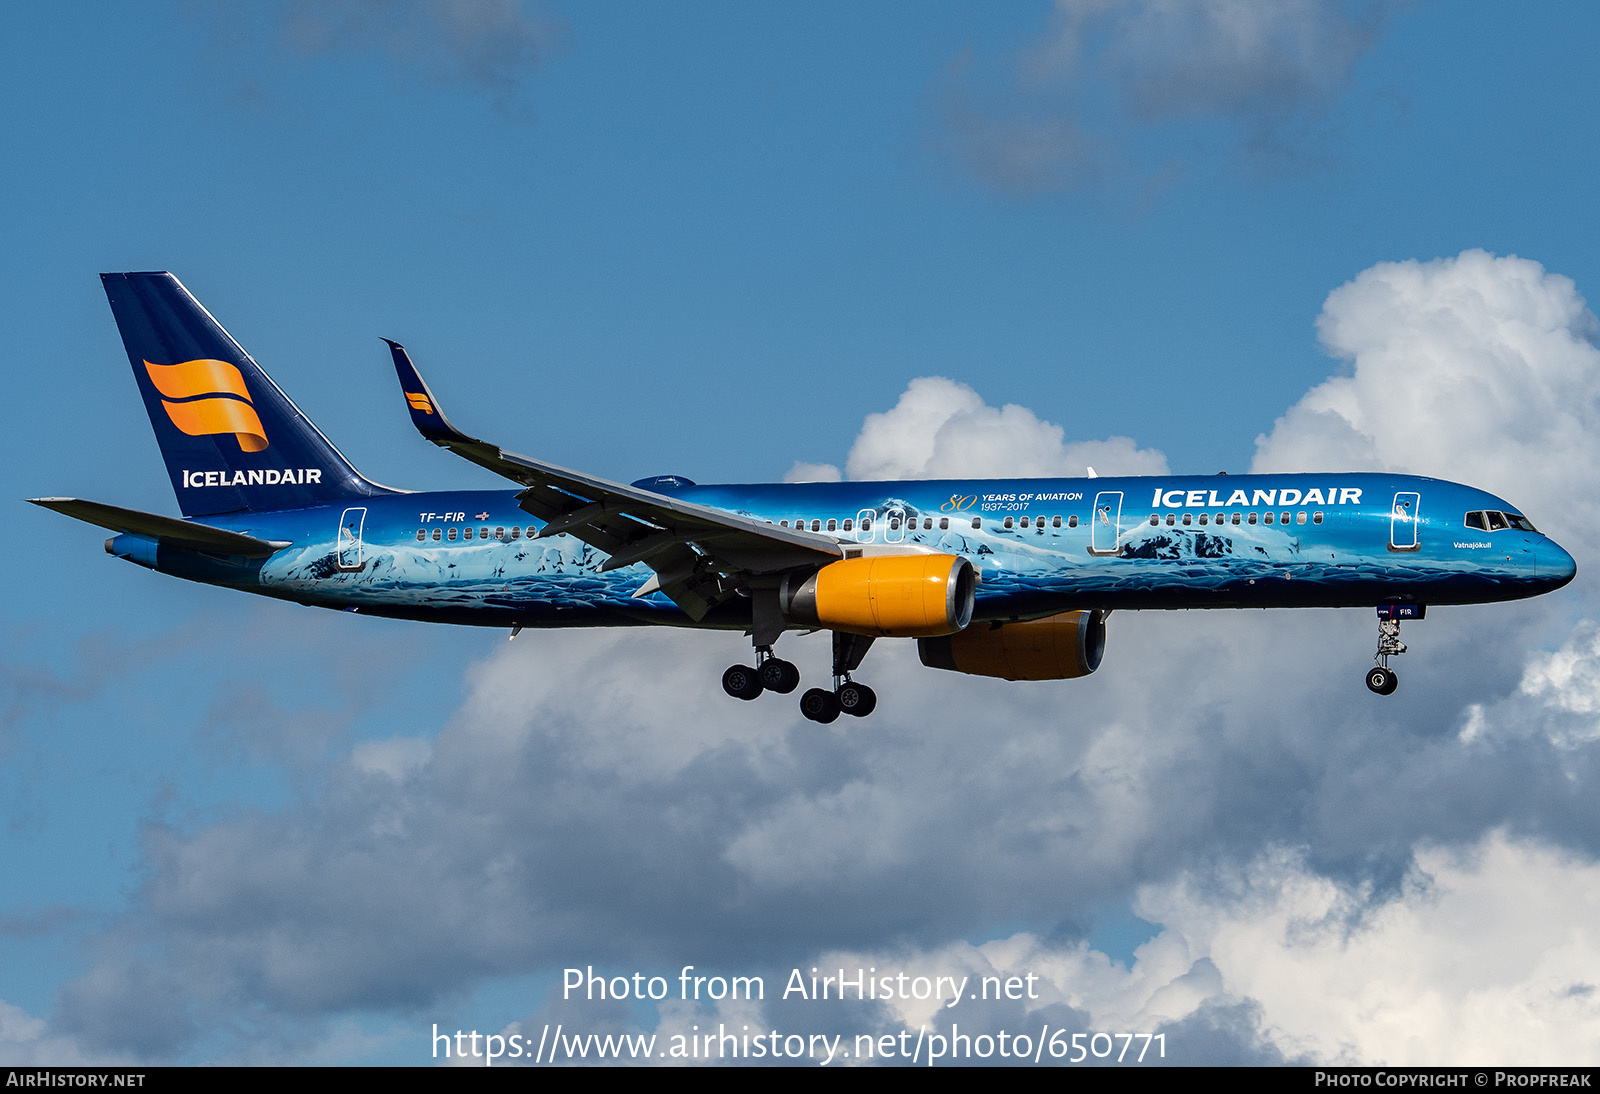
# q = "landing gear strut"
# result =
<box><xmin>720</xmin><ymin>592</ymin><xmax>881</xmax><ymax>718</ymax></box>
<box><xmin>1366</xmin><ymin>605</ymin><xmax>1421</xmax><ymax>695</ymax></box>
<box><xmin>800</xmin><ymin>632</ymin><xmax>877</xmax><ymax>722</ymax></box>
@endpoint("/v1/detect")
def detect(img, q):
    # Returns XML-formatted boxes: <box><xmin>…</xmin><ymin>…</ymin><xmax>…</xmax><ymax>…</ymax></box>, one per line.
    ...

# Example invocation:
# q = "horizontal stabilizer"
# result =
<box><xmin>28</xmin><ymin>498</ymin><xmax>290</xmax><ymax>558</ymax></box>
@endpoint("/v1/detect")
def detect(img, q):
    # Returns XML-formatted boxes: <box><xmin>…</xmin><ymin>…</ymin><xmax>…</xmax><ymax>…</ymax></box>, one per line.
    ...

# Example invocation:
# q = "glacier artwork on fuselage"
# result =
<box><xmin>30</xmin><ymin>273</ymin><xmax>1576</xmax><ymax>722</ymax></box>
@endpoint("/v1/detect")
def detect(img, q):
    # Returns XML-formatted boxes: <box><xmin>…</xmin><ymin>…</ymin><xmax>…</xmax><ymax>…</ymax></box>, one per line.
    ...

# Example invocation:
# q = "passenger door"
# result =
<box><xmin>1089</xmin><ymin>491</ymin><xmax>1123</xmax><ymax>556</ymax></box>
<box><xmin>1388</xmin><ymin>492</ymin><xmax>1421</xmax><ymax>551</ymax></box>
<box><xmin>337</xmin><ymin>507</ymin><xmax>367</xmax><ymax>571</ymax></box>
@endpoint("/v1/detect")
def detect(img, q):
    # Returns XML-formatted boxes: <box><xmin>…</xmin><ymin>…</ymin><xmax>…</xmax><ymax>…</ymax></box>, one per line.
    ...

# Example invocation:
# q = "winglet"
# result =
<box><xmin>384</xmin><ymin>339</ymin><xmax>473</xmax><ymax>447</ymax></box>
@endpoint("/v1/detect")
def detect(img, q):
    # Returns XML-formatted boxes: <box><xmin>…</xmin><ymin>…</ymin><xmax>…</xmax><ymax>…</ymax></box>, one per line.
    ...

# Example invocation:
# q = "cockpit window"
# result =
<box><xmin>1465</xmin><ymin>510</ymin><xmax>1538</xmax><ymax>533</ymax></box>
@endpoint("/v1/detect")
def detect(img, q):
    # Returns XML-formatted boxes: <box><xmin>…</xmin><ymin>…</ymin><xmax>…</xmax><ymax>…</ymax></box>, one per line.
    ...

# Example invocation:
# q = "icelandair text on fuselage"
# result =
<box><xmin>1151</xmin><ymin>486</ymin><xmax>1363</xmax><ymax>509</ymax></box>
<box><xmin>562</xmin><ymin>965</ymin><xmax>1039</xmax><ymax>1007</ymax></box>
<box><xmin>181</xmin><ymin>468</ymin><xmax>323</xmax><ymax>488</ymax></box>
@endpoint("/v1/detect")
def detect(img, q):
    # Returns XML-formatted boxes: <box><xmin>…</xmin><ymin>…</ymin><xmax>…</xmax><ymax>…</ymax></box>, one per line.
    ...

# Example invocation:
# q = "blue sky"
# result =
<box><xmin>6</xmin><ymin>1</ymin><xmax>1600</xmax><ymax>1065</ymax></box>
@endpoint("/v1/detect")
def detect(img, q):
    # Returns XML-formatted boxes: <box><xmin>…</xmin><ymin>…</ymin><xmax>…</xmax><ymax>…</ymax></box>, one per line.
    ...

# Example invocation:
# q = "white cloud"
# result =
<box><xmin>942</xmin><ymin>0</ymin><xmax>1392</xmax><ymax>191</ymax></box>
<box><xmin>834</xmin><ymin>831</ymin><xmax>1600</xmax><ymax>1066</ymax></box>
<box><xmin>782</xmin><ymin>461</ymin><xmax>843</xmax><ymax>484</ymax></box>
<box><xmin>1253</xmin><ymin>250</ymin><xmax>1600</xmax><ymax>555</ymax></box>
<box><xmin>835</xmin><ymin>376</ymin><xmax>1168</xmax><ymax>480</ymax></box>
<box><xmin>1460</xmin><ymin>622</ymin><xmax>1600</xmax><ymax>752</ymax></box>
<box><xmin>1147</xmin><ymin>832</ymin><xmax>1600</xmax><ymax>1065</ymax></box>
<box><xmin>0</xmin><ymin>1000</ymin><xmax>100</xmax><ymax>1066</ymax></box>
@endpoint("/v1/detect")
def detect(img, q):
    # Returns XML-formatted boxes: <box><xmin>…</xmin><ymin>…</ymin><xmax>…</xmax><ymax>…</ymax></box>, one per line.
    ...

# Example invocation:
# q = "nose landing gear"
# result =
<box><xmin>1366</xmin><ymin>604</ymin><xmax>1421</xmax><ymax>695</ymax></box>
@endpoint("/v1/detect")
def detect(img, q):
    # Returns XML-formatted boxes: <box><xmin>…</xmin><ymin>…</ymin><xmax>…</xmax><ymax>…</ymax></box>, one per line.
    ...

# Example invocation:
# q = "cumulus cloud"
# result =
<box><xmin>942</xmin><ymin>0</ymin><xmax>1392</xmax><ymax>191</ymax></box>
<box><xmin>1253</xmin><ymin>250</ymin><xmax>1600</xmax><ymax>555</ymax></box>
<box><xmin>832</xmin><ymin>830</ymin><xmax>1600</xmax><ymax>1066</ymax></box>
<box><xmin>790</xmin><ymin>376</ymin><xmax>1168</xmax><ymax>482</ymax></box>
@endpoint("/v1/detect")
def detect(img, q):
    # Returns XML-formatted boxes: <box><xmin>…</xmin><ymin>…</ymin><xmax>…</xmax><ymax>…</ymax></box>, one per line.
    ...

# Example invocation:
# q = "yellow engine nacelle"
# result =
<box><xmin>781</xmin><ymin>554</ymin><xmax>976</xmax><ymax>637</ymax></box>
<box><xmin>917</xmin><ymin>610</ymin><xmax>1106</xmax><ymax>680</ymax></box>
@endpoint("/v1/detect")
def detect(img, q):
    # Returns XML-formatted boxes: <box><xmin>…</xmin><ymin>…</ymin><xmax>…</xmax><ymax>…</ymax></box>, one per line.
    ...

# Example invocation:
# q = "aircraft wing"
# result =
<box><xmin>385</xmin><ymin>341</ymin><xmax>842</xmax><ymax>620</ymax></box>
<box><xmin>28</xmin><ymin>497</ymin><xmax>291</xmax><ymax>557</ymax></box>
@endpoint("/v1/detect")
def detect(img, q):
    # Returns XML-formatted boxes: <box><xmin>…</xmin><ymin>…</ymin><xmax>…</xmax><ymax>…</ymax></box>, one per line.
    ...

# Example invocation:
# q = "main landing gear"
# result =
<box><xmin>1365</xmin><ymin>604</ymin><xmax>1422</xmax><ymax>695</ymax></box>
<box><xmin>722</xmin><ymin>647</ymin><xmax>799</xmax><ymax>701</ymax></box>
<box><xmin>720</xmin><ymin>632</ymin><xmax>879</xmax><ymax>721</ymax></box>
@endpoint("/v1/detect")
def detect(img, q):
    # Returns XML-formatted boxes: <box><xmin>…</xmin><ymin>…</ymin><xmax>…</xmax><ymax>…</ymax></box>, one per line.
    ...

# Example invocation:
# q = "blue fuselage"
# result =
<box><xmin>107</xmin><ymin>472</ymin><xmax>1576</xmax><ymax>631</ymax></box>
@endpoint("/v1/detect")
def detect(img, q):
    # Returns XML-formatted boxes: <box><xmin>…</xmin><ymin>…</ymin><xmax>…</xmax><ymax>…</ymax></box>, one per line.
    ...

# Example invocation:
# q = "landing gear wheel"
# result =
<box><xmin>799</xmin><ymin>687</ymin><xmax>841</xmax><ymax>723</ymax></box>
<box><xmin>1365</xmin><ymin>666</ymin><xmax>1399</xmax><ymax>696</ymax></box>
<box><xmin>759</xmin><ymin>657</ymin><xmax>800</xmax><ymax>694</ymax></box>
<box><xmin>722</xmin><ymin>664</ymin><xmax>763</xmax><ymax>701</ymax></box>
<box><xmin>836</xmin><ymin>682</ymin><xmax>877</xmax><ymax>717</ymax></box>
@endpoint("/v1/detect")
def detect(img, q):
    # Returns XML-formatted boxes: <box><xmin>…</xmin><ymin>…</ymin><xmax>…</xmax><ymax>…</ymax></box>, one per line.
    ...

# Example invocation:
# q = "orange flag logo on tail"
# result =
<box><xmin>143</xmin><ymin>359</ymin><xmax>269</xmax><ymax>452</ymax></box>
<box><xmin>405</xmin><ymin>392</ymin><xmax>434</xmax><ymax>414</ymax></box>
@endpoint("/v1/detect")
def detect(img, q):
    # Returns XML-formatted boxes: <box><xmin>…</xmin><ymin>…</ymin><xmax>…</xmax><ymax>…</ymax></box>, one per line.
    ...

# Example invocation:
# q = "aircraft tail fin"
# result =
<box><xmin>100</xmin><ymin>272</ymin><xmax>395</xmax><ymax>517</ymax></box>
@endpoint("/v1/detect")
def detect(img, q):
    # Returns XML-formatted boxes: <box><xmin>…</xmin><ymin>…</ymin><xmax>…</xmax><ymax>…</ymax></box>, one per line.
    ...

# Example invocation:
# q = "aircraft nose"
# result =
<box><xmin>1542</xmin><ymin>540</ymin><xmax>1578</xmax><ymax>590</ymax></box>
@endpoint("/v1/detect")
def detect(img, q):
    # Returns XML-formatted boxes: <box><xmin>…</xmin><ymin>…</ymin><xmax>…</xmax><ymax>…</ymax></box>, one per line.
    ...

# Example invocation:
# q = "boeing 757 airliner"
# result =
<box><xmin>29</xmin><ymin>273</ymin><xmax>1577</xmax><ymax>721</ymax></box>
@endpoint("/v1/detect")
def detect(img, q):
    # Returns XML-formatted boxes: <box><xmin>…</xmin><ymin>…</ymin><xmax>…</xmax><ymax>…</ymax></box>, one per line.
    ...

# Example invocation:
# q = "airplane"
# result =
<box><xmin>29</xmin><ymin>273</ymin><xmax>1577</xmax><ymax>722</ymax></box>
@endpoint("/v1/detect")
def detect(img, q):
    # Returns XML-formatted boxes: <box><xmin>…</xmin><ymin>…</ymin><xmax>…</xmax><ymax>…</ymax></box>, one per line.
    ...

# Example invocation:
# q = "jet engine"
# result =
<box><xmin>917</xmin><ymin>609</ymin><xmax>1106</xmax><ymax>680</ymax></box>
<box><xmin>781</xmin><ymin>554</ymin><xmax>976</xmax><ymax>637</ymax></box>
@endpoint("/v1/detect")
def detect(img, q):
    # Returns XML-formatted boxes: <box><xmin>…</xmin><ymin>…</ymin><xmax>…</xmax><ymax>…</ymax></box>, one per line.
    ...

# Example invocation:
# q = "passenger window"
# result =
<box><xmin>1003</xmin><ymin>516</ymin><xmax>1014</xmax><ymax>529</ymax></box>
<box><xmin>1182</xmin><ymin>513</ymin><xmax>1192</xmax><ymax>526</ymax></box>
<box><xmin>1296</xmin><ymin>512</ymin><xmax>1306</xmax><ymax>525</ymax></box>
<box><xmin>494</xmin><ymin>527</ymin><xmax>505</xmax><ymax>540</ymax></box>
<box><xmin>1231</xmin><ymin>513</ymin><xmax>1241</xmax><ymax>525</ymax></box>
<box><xmin>416</xmin><ymin>529</ymin><xmax>426</xmax><ymax>542</ymax></box>
<box><xmin>1312</xmin><ymin>512</ymin><xmax>1324</xmax><ymax>524</ymax></box>
<box><xmin>1020</xmin><ymin>516</ymin><xmax>1030</xmax><ymax>528</ymax></box>
<box><xmin>843</xmin><ymin>519</ymin><xmax>854</xmax><ymax>532</ymax></box>
<box><xmin>1198</xmin><ymin>513</ymin><xmax>1209</xmax><ymax>526</ymax></box>
<box><xmin>432</xmin><ymin>529</ymin><xmax>441</xmax><ymax>541</ymax></box>
<box><xmin>780</xmin><ymin>520</ymin><xmax>789</xmax><ymax>528</ymax></box>
<box><xmin>1166</xmin><ymin>514</ymin><xmax>1175</xmax><ymax>526</ymax></box>
<box><xmin>1248</xmin><ymin>512</ymin><xmax>1257</xmax><ymax>525</ymax></box>
<box><xmin>1052</xmin><ymin>515</ymin><xmax>1061</xmax><ymax>528</ymax></box>
<box><xmin>1149</xmin><ymin>514</ymin><xmax>1159</xmax><ymax>526</ymax></box>
<box><xmin>812</xmin><ymin>520</ymin><xmax>822</xmax><ymax>532</ymax></box>
<box><xmin>447</xmin><ymin>527</ymin><xmax>458</xmax><ymax>541</ymax></box>
<box><xmin>1280</xmin><ymin>512</ymin><xmax>1290</xmax><ymax>525</ymax></box>
<box><xmin>827</xmin><ymin>519</ymin><xmax>837</xmax><ymax>532</ymax></box>
<box><xmin>464</xmin><ymin>528</ymin><xmax>474</xmax><ymax>540</ymax></box>
<box><xmin>971</xmin><ymin>517</ymin><xmax>981</xmax><ymax>529</ymax></box>
<box><xmin>861</xmin><ymin>517</ymin><xmax>872</xmax><ymax>531</ymax></box>
<box><xmin>1264</xmin><ymin>512</ymin><xmax>1274</xmax><ymax>525</ymax></box>
<box><xmin>939</xmin><ymin>517</ymin><xmax>949</xmax><ymax>530</ymax></box>
<box><xmin>888</xmin><ymin>518</ymin><xmax>900</xmax><ymax>531</ymax></box>
<box><xmin>510</xmin><ymin>526</ymin><xmax>521</xmax><ymax>539</ymax></box>
<box><xmin>1068</xmin><ymin>515</ymin><xmax>1078</xmax><ymax>528</ymax></box>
